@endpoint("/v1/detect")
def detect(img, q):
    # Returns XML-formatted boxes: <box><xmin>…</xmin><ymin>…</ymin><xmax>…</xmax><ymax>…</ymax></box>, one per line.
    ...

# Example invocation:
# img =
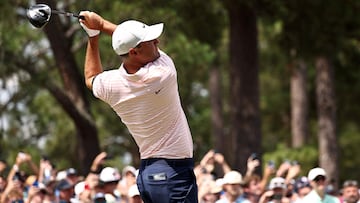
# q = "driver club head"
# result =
<box><xmin>27</xmin><ymin>4</ymin><xmax>51</xmax><ymax>28</ymax></box>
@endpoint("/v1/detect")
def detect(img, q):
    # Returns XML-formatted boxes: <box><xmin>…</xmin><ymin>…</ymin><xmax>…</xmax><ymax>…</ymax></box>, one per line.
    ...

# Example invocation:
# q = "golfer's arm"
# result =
<box><xmin>101</xmin><ymin>19</ymin><xmax>117</xmax><ymax>36</ymax></box>
<box><xmin>84</xmin><ymin>35</ymin><xmax>102</xmax><ymax>90</ymax></box>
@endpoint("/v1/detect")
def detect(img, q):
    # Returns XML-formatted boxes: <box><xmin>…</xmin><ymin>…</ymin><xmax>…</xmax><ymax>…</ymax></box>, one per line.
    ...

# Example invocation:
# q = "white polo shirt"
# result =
<box><xmin>92</xmin><ymin>50</ymin><xmax>193</xmax><ymax>159</ymax></box>
<box><xmin>301</xmin><ymin>190</ymin><xmax>340</xmax><ymax>203</ymax></box>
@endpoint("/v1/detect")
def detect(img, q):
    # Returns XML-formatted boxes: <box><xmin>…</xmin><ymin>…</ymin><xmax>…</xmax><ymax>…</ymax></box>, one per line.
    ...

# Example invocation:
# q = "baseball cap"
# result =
<box><xmin>99</xmin><ymin>167</ymin><xmax>121</xmax><ymax>183</ymax></box>
<box><xmin>56</xmin><ymin>179</ymin><xmax>73</xmax><ymax>191</ymax></box>
<box><xmin>294</xmin><ymin>176</ymin><xmax>311</xmax><ymax>192</ymax></box>
<box><xmin>308</xmin><ymin>167</ymin><xmax>326</xmax><ymax>181</ymax></box>
<box><xmin>122</xmin><ymin>165</ymin><xmax>137</xmax><ymax>177</ymax></box>
<box><xmin>210</xmin><ymin>179</ymin><xmax>223</xmax><ymax>194</ymax></box>
<box><xmin>223</xmin><ymin>170</ymin><xmax>242</xmax><ymax>185</ymax></box>
<box><xmin>112</xmin><ymin>20</ymin><xmax>164</xmax><ymax>55</ymax></box>
<box><xmin>66</xmin><ymin>168</ymin><xmax>77</xmax><ymax>176</ymax></box>
<box><xmin>56</xmin><ymin>170</ymin><xmax>67</xmax><ymax>181</ymax></box>
<box><xmin>269</xmin><ymin>177</ymin><xmax>286</xmax><ymax>190</ymax></box>
<box><xmin>74</xmin><ymin>181</ymin><xmax>85</xmax><ymax>196</ymax></box>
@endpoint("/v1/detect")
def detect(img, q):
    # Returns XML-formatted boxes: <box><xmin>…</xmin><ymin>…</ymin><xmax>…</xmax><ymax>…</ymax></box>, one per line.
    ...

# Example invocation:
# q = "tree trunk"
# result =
<box><xmin>224</xmin><ymin>2</ymin><xmax>261</xmax><ymax>174</ymax></box>
<box><xmin>315</xmin><ymin>56</ymin><xmax>338</xmax><ymax>189</ymax></box>
<box><xmin>290</xmin><ymin>59</ymin><xmax>308</xmax><ymax>148</ymax></box>
<box><xmin>36</xmin><ymin>0</ymin><xmax>100</xmax><ymax>174</ymax></box>
<box><xmin>209</xmin><ymin>65</ymin><xmax>224</xmax><ymax>152</ymax></box>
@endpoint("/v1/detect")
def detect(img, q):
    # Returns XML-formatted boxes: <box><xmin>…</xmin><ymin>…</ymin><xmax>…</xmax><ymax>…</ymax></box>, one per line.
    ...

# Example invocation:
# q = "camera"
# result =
<box><xmin>269</xmin><ymin>194</ymin><xmax>283</xmax><ymax>200</ymax></box>
<box><xmin>12</xmin><ymin>172</ymin><xmax>24</xmax><ymax>182</ymax></box>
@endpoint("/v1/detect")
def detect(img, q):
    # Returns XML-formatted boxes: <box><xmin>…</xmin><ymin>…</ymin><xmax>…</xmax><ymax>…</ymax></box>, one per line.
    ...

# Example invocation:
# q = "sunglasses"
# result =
<box><xmin>343</xmin><ymin>180</ymin><xmax>358</xmax><ymax>187</ymax></box>
<box><xmin>314</xmin><ymin>175</ymin><xmax>326</xmax><ymax>182</ymax></box>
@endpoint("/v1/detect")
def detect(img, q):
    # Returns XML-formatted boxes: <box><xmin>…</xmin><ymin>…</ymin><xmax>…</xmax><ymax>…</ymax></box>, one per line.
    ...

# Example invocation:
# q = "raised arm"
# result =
<box><xmin>78</xmin><ymin>11</ymin><xmax>117</xmax><ymax>89</ymax></box>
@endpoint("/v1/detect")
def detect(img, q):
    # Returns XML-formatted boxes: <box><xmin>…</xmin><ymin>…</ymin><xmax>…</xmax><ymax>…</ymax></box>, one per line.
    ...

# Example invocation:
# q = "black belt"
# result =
<box><xmin>140</xmin><ymin>158</ymin><xmax>194</xmax><ymax>169</ymax></box>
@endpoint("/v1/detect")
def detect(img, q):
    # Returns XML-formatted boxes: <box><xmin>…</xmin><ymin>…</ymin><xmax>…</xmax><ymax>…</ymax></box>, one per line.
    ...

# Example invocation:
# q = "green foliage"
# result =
<box><xmin>339</xmin><ymin>123</ymin><xmax>360</xmax><ymax>181</ymax></box>
<box><xmin>164</xmin><ymin>33</ymin><xmax>216</xmax><ymax>159</ymax></box>
<box><xmin>263</xmin><ymin>143</ymin><xmax>318</xmax><ymax>176</ymax></box>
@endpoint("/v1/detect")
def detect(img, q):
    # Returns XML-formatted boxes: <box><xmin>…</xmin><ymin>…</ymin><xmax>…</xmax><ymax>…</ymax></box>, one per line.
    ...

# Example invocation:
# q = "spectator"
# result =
<box><xmin>128</xmin><ymin>184</ymin><xmax>143</xmax><ymax>203</ymax></box>
<box><xmin>1</xmin><ymin>174</ymin><xmax>25</xmax><ymax>203</ymax></box>
<box><xmin>66</xmin><ymin>168</ymin><xmax>80</xmax><ymax>185</ymax></box>
<box><xmin>55</xmin><ymin>179</ymin><xmax>74</xmax><ymax>203</ymax></box>
<box><xmin>195</xmin><ymin>149</ymin><xmax>231</xmax><ymax>200</ymax></box>
<box><xmin>38</xmin><ymin>156</ymin><xmax>55</xmax><ymax>185</ymax></box>
<box><xmin>259</xmin><ymin>177</ymin><xmax>290</xmax><ymax>203</ymax></box>
<box><xmin>341</xmin><ymin>180</ymin><xmax>360</xmax><ymax>203</ymax></box>
<box><xmin>198</xmin><ymin>179</ymin><xmax>222</xmax><ymax>203</ymax></box>
<box><xmin>301</xmin><ymin>167</ymin><xmax>340</xmax><ymax>203</ymax></box>
<box><xmin>259</xmin><ymin>161</ymin><xmax>276</xmax><ymax>194</ymax></box>
<box><xmin>1</xmin><ymin>152</ymin><xmax>33</xmax><ymax>203</ymax></box>
<box><xmin>0</xmin><ymin>175</ymin><xmax>7</xmax><ymax>194</ymax></box>
<box><xmin>0</xmin><ymin>159</ymin><xmax>7</xmax><ymax>174</ymax></box>
<box><xmin>25</xmin><ymin>182</ymin><xmax>48</xmax><ymax>203</ymax></box>
<box><xmin>244</xmin><ymin>154</ymin><xmax>260</xmax><ymax>179</ymax></box>
<box><xmin>291</xmin><ymin>176</ymin><xmax>312</xmax><ymax>203</ymax></box>
<box><xmin>241</xmin><ymin>174</ymin><xmax>262</xmax><ymax>203</ymax></box>
<box><xmin>97</xmin><ymin>167</ymin><xmax>121</xmax><ymax>202</ymax></box>
<box><xmin>216</xmin><ymin>170</ymin><xmax>250</xmax><ymax>203</ymax></box>
<box><xmin>118</xmin><ymin>165</ymin><xmax>137</xmax><ymax>201</ymax></box>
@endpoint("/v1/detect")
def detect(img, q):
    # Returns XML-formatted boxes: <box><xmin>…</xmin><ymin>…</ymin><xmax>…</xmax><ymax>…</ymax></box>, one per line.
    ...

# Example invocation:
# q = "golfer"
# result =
<box><xmin>79</xmin><ymin>11</ymin><xmax>198</xmax><ymax>203</ymax></box>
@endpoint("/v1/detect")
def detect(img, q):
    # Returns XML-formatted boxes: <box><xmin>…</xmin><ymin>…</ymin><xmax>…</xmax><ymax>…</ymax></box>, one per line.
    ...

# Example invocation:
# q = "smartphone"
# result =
<box><xmin>18</xmin><ymin>152</ymin><xmax>26</xmax><ymax>160</ymax></box>
<box><xmin>250</xmin><ymin>153</ymin><xmax>257</xmax><ymax>160</ymax></box>
<box><xmin>267</xmin><ymin>160</ymin><xmax>275</xmax><ymax>168</ymax></box>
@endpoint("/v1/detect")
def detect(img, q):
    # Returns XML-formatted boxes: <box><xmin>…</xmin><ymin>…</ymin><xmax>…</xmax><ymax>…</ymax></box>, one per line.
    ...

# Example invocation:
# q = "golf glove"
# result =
<box><xmin>80</xmin><ymin>22</ymin><xmax>100</xmax><ymax>37</ymax></box>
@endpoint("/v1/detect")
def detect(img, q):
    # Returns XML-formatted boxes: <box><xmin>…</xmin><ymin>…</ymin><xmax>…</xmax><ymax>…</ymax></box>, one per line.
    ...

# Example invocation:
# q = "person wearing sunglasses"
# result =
<box><xmin>341</xmin><ymin>180</ymin><xmax>360</xmax><ymax>203</ymax></box>
<box><xmin>301</xmin><ymin>167</ymin><xmax>340</xmax><ymax>203</ymax></box>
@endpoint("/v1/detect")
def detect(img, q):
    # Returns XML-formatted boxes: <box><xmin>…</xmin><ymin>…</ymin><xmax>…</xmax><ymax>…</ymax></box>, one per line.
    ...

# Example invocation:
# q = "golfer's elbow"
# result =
<box><xmin>85</xmin><ymin>75</ymin><xmax>95</xmax><ymax>90</ymax></box>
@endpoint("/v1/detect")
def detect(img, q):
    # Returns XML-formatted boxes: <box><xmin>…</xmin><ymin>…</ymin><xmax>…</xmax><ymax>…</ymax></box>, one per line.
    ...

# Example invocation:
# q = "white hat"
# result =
<box><xmin>122</xmin><ymin>165</ymin><xmax>137</xmax><ymax>177</ymax></box>
<box><xmin>56</xmin><ymin>170</ymin><xmax>67</xmax><ymax>181</ymax></box>
<box><xmin>210</xmin><ymin>180</ymin><xmax>223</xmax><ymax>194</ymax></box>
<box><xmin>269</xmin><ymin>177</ymin><xmax>286</xmax><ymax>189</ymax></box>
<box><xmin>308</xmin><ymin>167</ymin><xmax>326</xmax><ymax>181</ymax></box>
<box><xmin>74</xmin><ymin>181</ymin><xmax>85</xmax><ymax>196</ymax></box>
<box><xmin>223</xmin><ymin>170</ymin><xmax>242</xmax><ymax>185</ymax></box>
<box><xmin>99</xmin><ymin>167</ymin><xmax>121</xmax><ymax>183</ymax></box>
<box><xmin>128</xmin><ymin>184</ymin><xmax>140</xmax><ymax>197</ymax></box>
<box><xmin>112</xmin><ymin>20</ymin><xmax>164</xmax><ymax>55</ymax></box>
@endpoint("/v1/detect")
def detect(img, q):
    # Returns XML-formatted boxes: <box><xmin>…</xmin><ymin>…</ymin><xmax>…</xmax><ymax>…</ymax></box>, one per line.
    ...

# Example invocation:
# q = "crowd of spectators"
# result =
<box><xmin>0</xmin><ymin>152</ymin><xmax>140</xmax><ymax>203</ymax></box>
<box><xmin>196</xmin><ymin>150</ymin><xmax>359</xmax><ymax>203</ymax></box>
<box><xmin>0</xmin><ymin>150</ymin><xmax>359</xmax><ymax>203</ymax></box>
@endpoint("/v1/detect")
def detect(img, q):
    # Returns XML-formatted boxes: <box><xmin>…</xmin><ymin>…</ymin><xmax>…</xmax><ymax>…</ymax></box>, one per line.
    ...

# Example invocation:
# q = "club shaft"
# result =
<box><xmin>51</xmin><ymin>10</ymin><xmax>81</xmax><ymax>18</ymax></box>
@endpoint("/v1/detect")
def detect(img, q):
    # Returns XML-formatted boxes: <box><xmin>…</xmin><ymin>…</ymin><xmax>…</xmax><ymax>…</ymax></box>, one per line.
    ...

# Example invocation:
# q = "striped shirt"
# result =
<box><xmin>92</xmin><ymin>50</ymin><xmax>193</xmax><ymax>159</ymax></box>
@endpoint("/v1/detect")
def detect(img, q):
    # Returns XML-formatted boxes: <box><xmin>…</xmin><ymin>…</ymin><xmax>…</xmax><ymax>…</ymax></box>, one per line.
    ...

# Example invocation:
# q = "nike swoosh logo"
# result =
<box><xmin>155</xmin><ymin>88</ymin><xmax>162</xmax><ymax>94</ymax></box>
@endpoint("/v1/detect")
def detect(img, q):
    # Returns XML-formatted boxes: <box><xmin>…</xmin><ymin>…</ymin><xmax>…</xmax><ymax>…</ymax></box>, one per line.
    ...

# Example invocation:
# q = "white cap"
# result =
<box><xmin>112</xmin><ymin>20</ymin><xmax>164</xmax><ymax>55</ymax></box>
<box><xmin>308</xmin><ymin>167</ymin><xmax>326</xmax><ymax>181</ymax></box>
<box><xmin>128</xmin><ymin>184</ymin><xmax>140</xmax><ymax>197</ymax></box>
<box><xmin>223</xmin><ymin>170</ymin><xmax>242</xmax><ymax>185</ymax></box>
<box><xmin>99</xmin><ymin>167</ymin><xmax>121</xmax><ymax>183</ymax></box>
<box><xmin>122</xmin><ymin>165</ymin><xmax>137</xmax><ymax>177</ymax></box>
<box><xmin>269</xmin><ymin>177</ymin><xmax>286</xmax><ymax>189</ymax></box>
<box><xmin>74</xmin><ymin>181</ymin><xmax>85</xmax><ymax>196</ymax></box>
<box><xmin>56</xmin><ymin>170</ymin><xmax>67</xmax><ymax>181</ymax></box>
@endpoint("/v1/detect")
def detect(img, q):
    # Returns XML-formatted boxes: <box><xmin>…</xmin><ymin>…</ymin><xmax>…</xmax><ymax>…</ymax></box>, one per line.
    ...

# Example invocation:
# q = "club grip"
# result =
<box><xmin>77</xmin><ymin>15</ymin><xmax>85</xmax><ymax>20</ymax></box>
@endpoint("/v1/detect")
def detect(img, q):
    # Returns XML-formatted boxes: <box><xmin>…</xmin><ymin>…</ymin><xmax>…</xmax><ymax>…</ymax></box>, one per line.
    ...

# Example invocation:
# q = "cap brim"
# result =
<box><xmin>142</xmin><ymin>23</ymin><xmax>164</xmax><ymax>43</ymax></box>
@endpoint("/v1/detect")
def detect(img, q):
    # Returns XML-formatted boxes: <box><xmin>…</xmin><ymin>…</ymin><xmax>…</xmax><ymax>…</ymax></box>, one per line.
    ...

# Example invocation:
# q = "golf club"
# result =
<box><xmin>27</xmin><ymin>4</ymin><xmax>84</xmax><ymax>28</ymax></box>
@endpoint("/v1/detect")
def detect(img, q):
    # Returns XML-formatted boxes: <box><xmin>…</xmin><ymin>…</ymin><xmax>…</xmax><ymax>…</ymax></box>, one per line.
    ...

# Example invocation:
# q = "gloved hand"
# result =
<box><xmin>80</xmin><ymin>22</ymin><xmax>100</xmax><ymax>37</ymax></box>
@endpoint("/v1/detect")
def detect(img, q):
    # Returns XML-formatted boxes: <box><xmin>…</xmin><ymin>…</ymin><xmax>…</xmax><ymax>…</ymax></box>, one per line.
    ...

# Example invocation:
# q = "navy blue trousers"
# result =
<box><xmin>137</xmin><ymin>158</ymin><xmax>198</xmax><ymax>203</ymax></box>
